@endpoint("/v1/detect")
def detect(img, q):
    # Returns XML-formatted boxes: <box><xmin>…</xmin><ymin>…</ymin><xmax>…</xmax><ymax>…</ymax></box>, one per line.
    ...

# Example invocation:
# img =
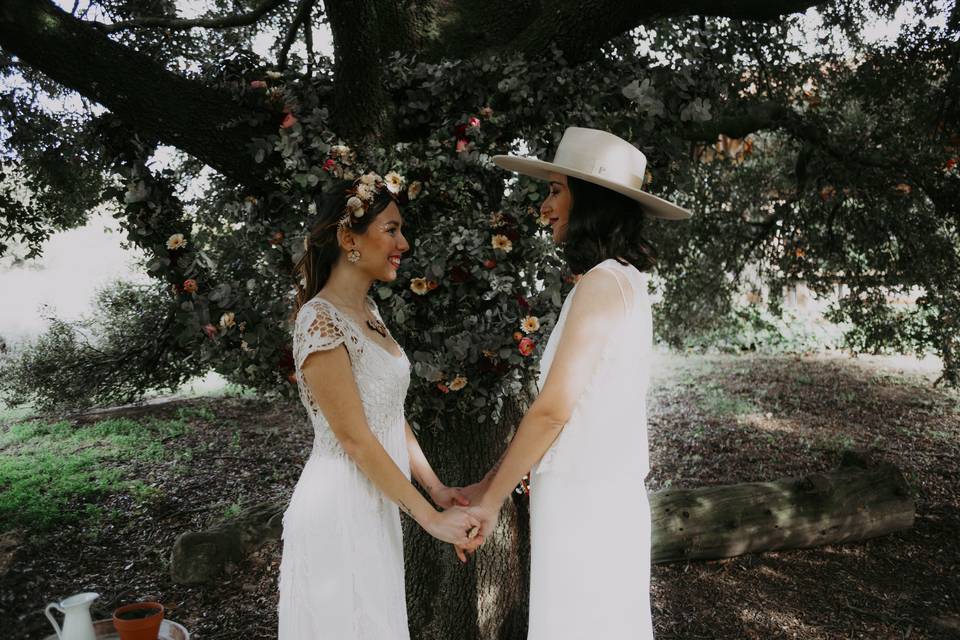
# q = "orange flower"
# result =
<box><xmin>183</xmin><ymin>279</ymin><xmax>198</xmax><ymax>294</ymax></box>
<box><xmin>427</xmin><ymin>280</ymin><xmax>439</xmax><ymax>291</ymax></box>
<box><xmin>448</xmin><ymin>376</ymin><xmax>468</xmax><ymax>391</ymax></box>
<box><xmin>518</xmin><ymin>337</ymin><xmax>535</xmax><ymax>356</ymax></box>
<box><xmin>281</xmin><ymin>113</ymin><xmax>298</xmax><ymax>129</ymax></box>
<box><xmin>893</xmin><ymin>183</ymin><xmax>912</xmax><ymax>195</ymax></box>
<box><xmin>513</xmin><ymin>331</ymin><xmax>523</xmax><ymax>343</ymax></box>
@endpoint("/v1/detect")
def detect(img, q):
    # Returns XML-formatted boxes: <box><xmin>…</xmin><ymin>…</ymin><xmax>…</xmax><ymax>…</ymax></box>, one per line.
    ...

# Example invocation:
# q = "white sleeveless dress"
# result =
<box><xmin>278</xmin><ymin>295</ymin><xmax>411</xmax><ymax>640</ymax></box>
<box><xmin>528</xmin><ymin>258</ymin><xmax>655</xmax><ymax>639</ymax></box>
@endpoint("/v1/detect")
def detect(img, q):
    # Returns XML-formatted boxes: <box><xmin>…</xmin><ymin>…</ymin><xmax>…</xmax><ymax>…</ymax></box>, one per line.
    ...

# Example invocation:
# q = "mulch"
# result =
<box><xmin>1</xmin><ymin>352</ymin><xmax>958</xmax><ymax>639</ymax></box>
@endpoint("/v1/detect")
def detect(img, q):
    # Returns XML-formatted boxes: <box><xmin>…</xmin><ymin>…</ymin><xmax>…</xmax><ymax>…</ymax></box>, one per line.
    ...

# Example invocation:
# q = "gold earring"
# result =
<box><xmin>347</xmin><ymin>248</ymin><xmax>361</xmax><ymax>263</ymax></box>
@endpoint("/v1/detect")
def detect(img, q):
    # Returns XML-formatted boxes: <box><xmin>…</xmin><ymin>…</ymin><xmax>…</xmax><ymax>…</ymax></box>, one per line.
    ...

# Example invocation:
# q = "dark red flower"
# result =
<box><xmin>322</xmin><ymin>158</ymin><xmax>336</xmax><ymax>171</ymax></box>
<box><xmin>515</xmin><ymin>295</ymin><xmax>530</xmax><ymax>310</ymax></box>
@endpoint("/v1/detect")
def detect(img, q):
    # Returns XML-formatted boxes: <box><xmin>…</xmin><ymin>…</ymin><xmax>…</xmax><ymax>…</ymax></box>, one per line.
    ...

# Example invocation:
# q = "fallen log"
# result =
<box><xmin>650</xmin><ymin>450</ymin><xmax>914</xmax><ymax>563</ymax></box>
<box><xmin>169</xmin><ymin>451</ymin><xmax>914</xmax><ymax>582</ymax></box>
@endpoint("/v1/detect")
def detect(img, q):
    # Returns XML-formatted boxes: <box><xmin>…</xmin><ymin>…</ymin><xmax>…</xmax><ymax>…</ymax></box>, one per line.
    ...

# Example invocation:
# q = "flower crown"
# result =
<box><xmin>338</xmin><ymin>170</ymin><xmax>406</xmax><ymax>228</ymax></box>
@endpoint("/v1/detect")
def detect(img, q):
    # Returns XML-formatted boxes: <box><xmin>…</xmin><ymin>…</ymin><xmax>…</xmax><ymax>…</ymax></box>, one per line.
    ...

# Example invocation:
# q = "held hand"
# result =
<box><xmin>459</xmin><ymin>479</ymin><xmax>489</xmax><ymax>506</ymax></box>
<box><xmin>467</xmin><ymin>502</ymin><xmax>501</xmax><ymax>542</ymax></box>
<box><xmin>430</xmin><ymin>484</ymin><xmax>470</xmax><ymax>509</ymax></box>
<box><xmin>425</xmin><ymin>506</ymin><xmax>482</xmax><ymax>546</ymax></box>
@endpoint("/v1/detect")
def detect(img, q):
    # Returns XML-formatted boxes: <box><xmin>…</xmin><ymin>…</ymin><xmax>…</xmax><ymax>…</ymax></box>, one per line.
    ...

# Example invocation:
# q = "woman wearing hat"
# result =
<box><xmin>462</xmin><ymin>127</ymin><xmax>691</xmax><ymax>638</ymax></box>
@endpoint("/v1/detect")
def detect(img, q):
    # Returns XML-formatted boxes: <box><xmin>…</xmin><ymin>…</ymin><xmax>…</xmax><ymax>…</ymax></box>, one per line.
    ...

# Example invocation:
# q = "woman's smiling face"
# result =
<box><xmin>540</xmin><ymin>172</ymin><xmax>572</xmax><ymax>244</ymax></box>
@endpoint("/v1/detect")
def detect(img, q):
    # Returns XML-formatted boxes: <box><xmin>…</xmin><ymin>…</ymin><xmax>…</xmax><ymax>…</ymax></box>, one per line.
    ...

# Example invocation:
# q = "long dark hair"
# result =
<box><xmin>561</xmin><ymin>176</ymin><xmax>657</xmax><ymax>274</ymax></box>
<box><xmin>293</xmin><ymin>179</ymin><xmax>395</xmax><ymax>312</ymax></box>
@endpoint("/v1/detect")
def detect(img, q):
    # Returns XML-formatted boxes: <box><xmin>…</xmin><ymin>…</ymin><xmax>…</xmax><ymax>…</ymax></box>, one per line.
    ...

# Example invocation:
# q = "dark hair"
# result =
<box><xmin>561</xmin><ymin>176</ymin><xmax>657</xmax><ymax>274</ymax></box>
<box><xmin>293</xmin><ymin>179</ymin><xmax>396</xmax><ymax>312</ymax></box>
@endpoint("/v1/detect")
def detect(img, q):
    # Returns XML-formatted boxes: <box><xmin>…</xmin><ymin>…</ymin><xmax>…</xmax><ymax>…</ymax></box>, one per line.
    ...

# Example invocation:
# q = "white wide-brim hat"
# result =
<box><xmin>492</xmin><ymin>127</ymin><xmax>692</xmax><ymax>220</ymax></box>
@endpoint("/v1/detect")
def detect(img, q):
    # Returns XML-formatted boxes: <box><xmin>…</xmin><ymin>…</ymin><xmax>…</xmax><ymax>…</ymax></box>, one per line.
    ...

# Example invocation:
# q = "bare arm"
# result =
<box><xmin>405</xmin><ymin>420</ymin><xmax>469</xmax><ymax>508</ymax></box>
<box><xmin>471</xmin><ymin>269</ymin><xmax>627</xmax><ymax>530</ymax></box>
<box><xmin>301</xmin><ymin>346</ymin><xmax>477</xmax><ymax>545</ymax></box>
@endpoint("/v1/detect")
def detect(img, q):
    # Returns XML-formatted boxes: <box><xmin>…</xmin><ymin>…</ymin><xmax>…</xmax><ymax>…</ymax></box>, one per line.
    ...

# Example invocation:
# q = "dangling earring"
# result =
<box><xmin>347</xmin><ymin>248</ymin><xmax>361</xmax><ymax>263</ymax></box>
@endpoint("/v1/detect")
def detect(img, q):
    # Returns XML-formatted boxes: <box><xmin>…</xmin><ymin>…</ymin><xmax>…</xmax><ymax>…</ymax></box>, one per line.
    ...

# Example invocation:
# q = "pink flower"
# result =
<box><xmin>281</xmin><ymin>113</ymin><xmax>298</xmax><ymax>129</ymax></box>
<box><xmin>468</xmin><ymin>116</ymin><xmax>481</xmax><ymax>128</ymax></box>
<box><xmin>455</xmin><ymin>138</ymin><xmax>469</xmax><ymax>153</ymax></box>
<box><xmin>518</xmin><ymin>337</ymin><xmax>535</xmax><ymax>356</ymax></box>
<box><xmin>202</xmin><ymin>324</ymin><xmax>217</xmax><ymax>339</ymax></box>
<box><xmin>437</xmin><ymin>383</ymin><xmax>450</xmax><ymax>394</ymax></box>
<box><xmin>183</xmin><ymin>279</ymin><xmax>198</xmax><ymax>294</ymax></box>
<box><xmin>249</xmin><ymin>80</ymin><xmax>267</xmax><ymax>89</ymax></box>
<box><xmin>323</xmin><ymin>158</ymin><xmax>336</xmax><ymax>171</ymax></box>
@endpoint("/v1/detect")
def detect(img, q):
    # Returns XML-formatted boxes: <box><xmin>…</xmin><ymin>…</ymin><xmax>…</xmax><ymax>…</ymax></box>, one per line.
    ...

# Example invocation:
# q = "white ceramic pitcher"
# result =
<box><xmin>44</xmin><ymin>592</ymin><xmax>99</xmax><ymax>640</ymax></box>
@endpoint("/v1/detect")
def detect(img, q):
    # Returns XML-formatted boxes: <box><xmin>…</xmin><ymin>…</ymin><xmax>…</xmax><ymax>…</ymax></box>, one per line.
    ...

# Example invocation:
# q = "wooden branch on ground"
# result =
<box><xmin>651</xmin><ymin>450</ymin><xmax>915</xmax><ymax>563</ymax></box>
<box><xmin>168</xmin><ymin>451</ymin><xmax>914</xmax><ymax>583</ymax></box>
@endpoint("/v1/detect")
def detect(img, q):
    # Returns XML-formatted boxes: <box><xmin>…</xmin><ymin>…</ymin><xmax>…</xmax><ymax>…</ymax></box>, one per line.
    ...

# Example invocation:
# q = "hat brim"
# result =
<box><xmin>492</xmin><ymin>154</ymin><xmax>692</xmax><ymax>220</ymax></box>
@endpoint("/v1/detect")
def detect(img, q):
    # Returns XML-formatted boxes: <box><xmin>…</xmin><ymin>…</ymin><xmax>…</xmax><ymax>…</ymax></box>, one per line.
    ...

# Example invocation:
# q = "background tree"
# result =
<box><xmin>1</xmin><ymin>1</ymin><xmax>957</xmax><ymax>638</ymax></box>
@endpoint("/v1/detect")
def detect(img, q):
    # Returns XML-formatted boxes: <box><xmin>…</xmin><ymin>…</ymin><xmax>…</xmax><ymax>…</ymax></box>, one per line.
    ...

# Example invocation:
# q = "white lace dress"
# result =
<box><xmin>278</xmin><ymin>295</ymin><xmax>411</xmax><ymax>640</ymax></box>
<box><xmin>528</xmin><ymin>258</ymin><xmax>655</xmax><ymax>639</ymax></box>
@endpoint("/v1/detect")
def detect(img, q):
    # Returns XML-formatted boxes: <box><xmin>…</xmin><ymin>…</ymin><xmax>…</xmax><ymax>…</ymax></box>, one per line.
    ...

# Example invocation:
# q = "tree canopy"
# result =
<box><xmin>1</xmin><ymin>0</ymin><xmax>958</xmax><ymax>415</ymax></box>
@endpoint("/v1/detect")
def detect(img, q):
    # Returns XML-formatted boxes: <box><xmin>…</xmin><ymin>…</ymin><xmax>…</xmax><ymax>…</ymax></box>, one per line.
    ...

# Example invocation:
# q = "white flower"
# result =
<box><xmin>359</xmin><ymin>172</ymin><xmax>381</xmax><ymax>187</ymax></box>
<box><xmin>166</xmin><ymin>233</ymin><xmax>187</xmax><ymax>250</ymax></box>
<box><xmin>355</xmin><ymin>183</ymin><xmax>376</xmax><ymax>202</ymax></box>
<box><xmin>331</xmin><ymin>145</ymin><xmax>354</xmax><ymax>164</ymax></box>
<box><xmin>521</xmin><ymin>315</ymin><xmax>540</xmax><ymax>334</ymax></box>
<box><xmin>410</xmin><ymin>277</ymin><xmax>429</xmax><ymax>295</ymax></box>
<box><xmin>219</xmin><ymin>312</ymin><xmax>236</xmax><ymax>329</ymax></box>
<box><xmin>265</xmin><ymin>70</ymin><xmax>283</xmax><ymax>79</ymax></box>
<box><xmin>448</xmin><ymin>375</ymin><xmax>468</xmax><ymax>391</ymax></box>
<box><xmin>537</xmin><ymin>210</ymin><xmax>551</xmax><ymax>227</ymax></box>
<box><xmin>407</xmin><ymin>181</ymin><xmax>423</xmax><ymax>200</ymax></box>
<box><xmin>384</xmin><ymin>171</ymin><xmax>404</xmax><ymax>194</ymax></box>
<box><xmin>240</xmin><ymin>340</ymin><xmax>252</xmax><ymax>352</ymax></box>
<box><xmin>491</xmin><ymin>234</ymin><xmax>513</xmax><ymax>253</ymax></box>
<box><xmin>346</xmin><ymin>196</ymin><xmax>365</xmax><ymax>218</ymax></box>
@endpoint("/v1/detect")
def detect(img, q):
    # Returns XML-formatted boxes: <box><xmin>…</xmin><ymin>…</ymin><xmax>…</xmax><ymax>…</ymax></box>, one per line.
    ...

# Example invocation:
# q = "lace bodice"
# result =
<box><xmin>292</xmin><ymin>295</ymin><xmax>411</xmax><ymax>459</ymax></box>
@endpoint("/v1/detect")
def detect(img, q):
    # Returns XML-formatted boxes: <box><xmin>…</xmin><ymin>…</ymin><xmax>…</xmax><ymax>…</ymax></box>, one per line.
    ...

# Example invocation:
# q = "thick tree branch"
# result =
<box><xmin>425</xmin><ymin>0</ymin><xmax>829</xmax><ymax>63</ymax></box>
<box><xmin>278</xmin><ymin>0</ymin><xmax>315</xmax><ymax>71</ymax></box>
<box><xmin>0</xmin><ymin>0</ymin><xmax>278</xmax><ymax>192</ymax></box>
<box><xmin>324</xmin><ymin>0</ymin><xmax>390</xmax><ymax>141</ymax></box>
<box><xmin>100</xmin><ymin>0</ymin><xmax>287</xmax><ymax>33</ymax></box>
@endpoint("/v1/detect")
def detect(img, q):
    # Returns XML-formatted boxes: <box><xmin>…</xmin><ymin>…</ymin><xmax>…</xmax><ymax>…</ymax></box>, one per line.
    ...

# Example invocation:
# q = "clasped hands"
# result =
<box><xmin>430</xmin><ymin>479</ymin><xmax>498</xmax><ymax>564</ymax></box>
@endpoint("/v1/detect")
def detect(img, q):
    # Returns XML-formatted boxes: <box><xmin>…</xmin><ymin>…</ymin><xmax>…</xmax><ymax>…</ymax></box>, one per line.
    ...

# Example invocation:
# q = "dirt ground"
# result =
<box><xmin>1</xmin><ymin>352</ymin><xmax>958</xmax><ymax>639</ymax></box>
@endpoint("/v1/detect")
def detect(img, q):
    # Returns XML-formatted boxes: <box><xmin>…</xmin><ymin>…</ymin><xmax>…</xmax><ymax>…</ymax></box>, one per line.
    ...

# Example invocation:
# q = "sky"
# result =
<box><xmin>0</xmin><ymin>1</ymin><xmax>950</xmax><ymax>347</ymax></box>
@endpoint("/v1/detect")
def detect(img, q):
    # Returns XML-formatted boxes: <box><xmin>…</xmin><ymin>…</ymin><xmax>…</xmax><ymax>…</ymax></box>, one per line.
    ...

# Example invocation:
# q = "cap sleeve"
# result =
<box><xmin>294</xmin><ymin>299</ymin><xmax>347</xmax><ymax>370</ymax></box>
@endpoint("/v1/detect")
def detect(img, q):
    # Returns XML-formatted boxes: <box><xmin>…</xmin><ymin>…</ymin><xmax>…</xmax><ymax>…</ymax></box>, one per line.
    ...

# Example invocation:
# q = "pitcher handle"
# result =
<box><xmin>44</xmin><ymin>602</ymin><xmax>65</xmax><ymax>639</ymax></box>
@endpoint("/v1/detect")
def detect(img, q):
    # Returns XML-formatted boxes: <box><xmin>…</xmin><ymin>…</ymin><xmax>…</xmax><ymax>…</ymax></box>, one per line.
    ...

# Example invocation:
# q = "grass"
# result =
<box><xmin>0</xmin><ymin>416</ymin><xmax>188</xmax><ymax>532</ymax></box>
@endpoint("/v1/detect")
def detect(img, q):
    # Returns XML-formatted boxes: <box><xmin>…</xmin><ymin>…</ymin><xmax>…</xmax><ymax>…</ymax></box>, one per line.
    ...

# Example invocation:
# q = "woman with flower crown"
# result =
<box><xmin>278</xmin><ymin>168</ymin><xmax>481</xmax><ymax>639</ymax></box>
<box><xmin>460</xmin><ymin>127</ymin><xmax>692</xmax><ymax>639</ymax></box>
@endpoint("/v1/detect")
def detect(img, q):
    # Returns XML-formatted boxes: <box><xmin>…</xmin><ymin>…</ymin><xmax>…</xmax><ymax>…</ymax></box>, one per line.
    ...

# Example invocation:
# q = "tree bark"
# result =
<box><xmin>403</xmin><ymin>398</ymin><xmax>531</xmax><ymax>640</ymax></box>
<box><xmin>650</xmin><ymin>451</ymin><xmax>915</xmax><ymax>563</ymax></box>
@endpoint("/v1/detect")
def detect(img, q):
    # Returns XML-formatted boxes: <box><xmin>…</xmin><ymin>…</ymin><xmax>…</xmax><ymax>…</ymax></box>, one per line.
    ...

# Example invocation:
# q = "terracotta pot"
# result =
<box><xmin>112</xmin><ymin>602</ymin><xmax>164</xmax><ymax>640</ymax></box>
